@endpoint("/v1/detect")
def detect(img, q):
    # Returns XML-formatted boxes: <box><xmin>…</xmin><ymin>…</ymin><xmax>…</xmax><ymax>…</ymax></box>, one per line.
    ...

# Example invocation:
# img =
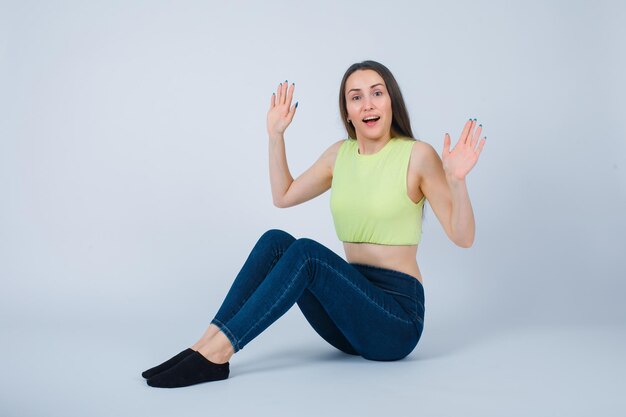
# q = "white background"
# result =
<box><xmin>1</xmin><ymin>1</ymin><xmax>624</xmax><ymax>416</ymax></box>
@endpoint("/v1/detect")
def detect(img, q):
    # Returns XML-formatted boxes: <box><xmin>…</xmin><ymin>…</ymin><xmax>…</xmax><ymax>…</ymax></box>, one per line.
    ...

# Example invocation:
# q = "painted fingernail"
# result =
<box><xmin>295</xmin><ymin>102</ymin><xmax>299</xmax><ymax>108</ymax></box>
<box><xmin>479</xmin><ymin>124</ymin><xmax>482</xmax><ymax>127</ymax></box>
<box><xmin>473</xmin><ymin>118</ymin><xmax>477</xmax><ymax>121</ymax></box>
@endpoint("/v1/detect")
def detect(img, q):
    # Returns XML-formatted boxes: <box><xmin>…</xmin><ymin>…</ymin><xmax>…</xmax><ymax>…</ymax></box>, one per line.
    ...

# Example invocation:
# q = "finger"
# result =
<box><xmin>466</xmin><ymin>118</ymin><xmax>478</xmax><ymax>145</ymax></box>
<box><xmin>442</xmin><ymin>133</ymin><xmax>451</xmax><ymax>157</ymax></box>
<box><xmin>288</xmin><ymin>101</ymin><xmax>298</xmax><ymax>120</ymax></box>
<box><xmin>470</xmin><ymin>123</ymin><xmax>482</xmax><ymax>149</ymax></box>
<box><xmin>460</xmin><ymin>119</ymin><xmax>473</xmax><ymax>145</ymax></box>
<box><xmin>276</xmin><ymin>82</ymin><xmax>283</xmax><ymax>105</ymax></box>
<box><xmin>281</xmin><ymin>80</ymin><xmax>288</xmax><ymax>105</ymax></box>
<box><xmin>270</xmin><ymin>92</ymin><xmax>276</xmax><ymax>108</ymax></box>
<box><xmin>475</xmin><ymin>137</ymin><xmax>486</xmax><ymax>156</ymax></box>
<box><xmin>286</xmin><ymin>82</ymin><xmax>295</xmax><ymax>108</ymax></box>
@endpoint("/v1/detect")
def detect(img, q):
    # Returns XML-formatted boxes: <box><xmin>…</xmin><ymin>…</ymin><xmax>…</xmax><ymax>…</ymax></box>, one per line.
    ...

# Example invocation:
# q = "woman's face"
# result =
<box><xmin>344</xmin><ymin>69</ymin><xmax>393</xmax><ymax>142</ymax></box>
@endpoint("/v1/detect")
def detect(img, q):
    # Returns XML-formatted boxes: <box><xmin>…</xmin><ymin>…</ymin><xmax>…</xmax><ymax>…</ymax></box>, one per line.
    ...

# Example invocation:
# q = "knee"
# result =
<box><xmin>259</xmin><ymin>229</ymin><xmax>296</xmax><ymax>247</ymax></box>
<box><xmin>291</xmin><ymin>237</ymin><xmax>322</xmax><ymax>250</ymax></box>
<box><xmin>285</xmin><ymin>238</ymin><xmax>327</xmax><ymax>258</ymax></box>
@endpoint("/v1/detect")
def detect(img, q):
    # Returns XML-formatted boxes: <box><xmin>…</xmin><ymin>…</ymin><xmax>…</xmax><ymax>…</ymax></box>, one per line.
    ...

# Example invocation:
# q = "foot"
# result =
<box><xmin>195</xmin><ymin>330</ymin><xmax>234</xmax><ymax>364</ymax></box>
<box><xmin>147</xmin><ymin>351</ymin><xmax>229</xmax><ymax>388</ymax></box>
<box><xmin>141</xmin><ymin>348</ymin><xmax>194</xmax><ymax>379</ymax></box>
<box><xmin>190</xmin><ymin>323</ymin><xmax>221</xmax><ymax>351</ymax></box>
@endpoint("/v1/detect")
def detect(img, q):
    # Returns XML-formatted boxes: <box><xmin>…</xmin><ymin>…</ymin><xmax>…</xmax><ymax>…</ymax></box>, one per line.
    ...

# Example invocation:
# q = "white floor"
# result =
<box><xmin>1</xmin><ymin>316</ymin><xmax>624</xmax><ymax>417</ymax></box>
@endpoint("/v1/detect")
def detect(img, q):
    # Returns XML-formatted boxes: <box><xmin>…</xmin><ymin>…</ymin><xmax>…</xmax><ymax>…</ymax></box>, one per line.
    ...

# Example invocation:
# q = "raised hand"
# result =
<box><xmin>442</xmin><ymin>118</ymin><xmax>486</xmax><ymax>181</ymax></box>
<box><xmin>267</xmin><ymin>81</ymin><xmax>298</xmax><ymax>137</ymax></box>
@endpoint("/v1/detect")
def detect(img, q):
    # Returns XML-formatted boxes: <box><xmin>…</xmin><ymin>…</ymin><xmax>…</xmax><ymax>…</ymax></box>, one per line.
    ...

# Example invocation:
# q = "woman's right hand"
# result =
<box><xmin>267</xmin><ymin>81</ymin><xmax>297</xmax><ymax>137</ymax></box>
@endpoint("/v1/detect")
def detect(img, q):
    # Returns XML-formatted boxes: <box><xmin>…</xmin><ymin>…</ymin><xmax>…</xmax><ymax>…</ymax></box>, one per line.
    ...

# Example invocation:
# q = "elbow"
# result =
<box><xmin>456</xmin><ymin>240</ymin><xmax>474</xmax><ymax>249</ymax></box>
<box><xmin>453</xmin><ymin>235</ymin><xmax>474</xmax><ymax>248</ymax></box>
<box><xmin>449</xmin><ymin>229</ymin><xmax>474</xmax><ymax>248</ymax></box>
<box><xmin>273</xmin><ymin>196</ymin><xmax>290</xmax><ymax>208</ymax></box>
<box><xmin>448</xmin><ymin>223</ymin><xmax>475</xmax><ymax>248</ymax></box>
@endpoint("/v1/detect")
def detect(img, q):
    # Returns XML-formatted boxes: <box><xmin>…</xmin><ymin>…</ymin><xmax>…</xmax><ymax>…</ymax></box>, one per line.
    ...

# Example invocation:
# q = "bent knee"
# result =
<box><xmin>260</xmin><ymin>229</ymin><xmax>296</xmax><ymax>245</ymax></box>
<box><xmin>291</xmin><ymin>237</ymin><xmax>325</xmax><ymax>251</ymax></box>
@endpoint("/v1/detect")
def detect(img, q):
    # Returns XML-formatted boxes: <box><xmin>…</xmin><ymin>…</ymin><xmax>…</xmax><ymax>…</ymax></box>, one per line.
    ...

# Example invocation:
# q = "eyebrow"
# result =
<box><xmin>347</xmin><ymin>83</ymin><xmax>384</xmax><ymax>94</ymax></box>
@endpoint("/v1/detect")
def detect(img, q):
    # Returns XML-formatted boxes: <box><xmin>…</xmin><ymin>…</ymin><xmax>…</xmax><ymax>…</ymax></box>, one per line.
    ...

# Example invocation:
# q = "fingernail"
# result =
<box><xmin>295</xmin><ymin>102</ymin><xmax>299</xmax><ymax>108</ymax></box>
<box><xmin>285</xmin><ymin>79</ymin><xmax>288</xmax><ymax>83</ymax></box>
<box><xmin>468</xmin><ymin>118</ymin><xmax>472</xmax><ymax>121</ymax></box>
<box><xmin>479</xmin><ymin>124</ymin><xmax>482</xmax><ymax>127</ymax></box>
<box><xmin>473</xmin><ymin>118</ymin><xmax>477</xmax><ymax>121</ymax></box>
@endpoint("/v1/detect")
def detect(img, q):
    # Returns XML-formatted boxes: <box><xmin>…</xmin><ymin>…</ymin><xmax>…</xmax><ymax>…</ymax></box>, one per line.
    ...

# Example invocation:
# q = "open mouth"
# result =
<box><xmin>362</xmin><ymin>116</ymin><xmax>380</xmax><ymax>127</ymax></box>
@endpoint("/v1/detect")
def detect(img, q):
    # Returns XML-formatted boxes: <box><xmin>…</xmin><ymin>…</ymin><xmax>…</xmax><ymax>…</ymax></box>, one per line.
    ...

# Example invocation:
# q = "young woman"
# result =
<box><xmin>142</xmin><ymin>60</ymin><xmax>486</xmax><ymax>388</ymax></box>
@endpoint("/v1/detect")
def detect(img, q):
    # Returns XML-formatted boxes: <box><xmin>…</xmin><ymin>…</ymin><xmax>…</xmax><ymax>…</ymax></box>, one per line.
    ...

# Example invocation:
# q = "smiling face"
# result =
<box><xmin>344</xmin><ymin>69</ymin><xmax>393</xmax><ymax>142</ymax></box>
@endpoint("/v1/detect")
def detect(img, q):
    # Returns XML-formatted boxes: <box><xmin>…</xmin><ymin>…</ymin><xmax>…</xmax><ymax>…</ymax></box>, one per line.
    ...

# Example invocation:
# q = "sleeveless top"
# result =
<box><xmin>330</xmin><ymin>137</ymin><xmax>425</xmax><ymax>245</ymax></box>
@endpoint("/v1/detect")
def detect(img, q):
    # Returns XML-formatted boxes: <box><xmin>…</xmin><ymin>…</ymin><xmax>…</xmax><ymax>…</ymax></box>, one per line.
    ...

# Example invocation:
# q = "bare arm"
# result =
<box><xmin>268</xmin><ymin>132</ymin><xmax>293</xmax><ymax>206</ymax></box>
<box><xmin>267</xmin><ymin>80</ymin><xmax>341</xmax><ymax>208</ymax></box>
<box><xmin>418</xmin><ymin>119</ymin><xmax>486</xmax><ymax>248</ymax></box>
<box><xmin>269</xmin><ymin>136</ymin><xmax>340</xmax><ymax>208</ymax></box>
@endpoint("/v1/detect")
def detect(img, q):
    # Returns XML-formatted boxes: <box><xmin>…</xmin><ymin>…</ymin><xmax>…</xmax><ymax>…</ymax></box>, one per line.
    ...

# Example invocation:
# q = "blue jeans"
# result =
<box><xmin>210</xmin><ymin>229</ymin><xmax>425</xmax><ymax>361</ymax></box>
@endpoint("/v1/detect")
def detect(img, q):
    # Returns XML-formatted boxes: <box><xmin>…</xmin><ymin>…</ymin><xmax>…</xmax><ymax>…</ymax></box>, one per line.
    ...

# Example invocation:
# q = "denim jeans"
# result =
<box><xmin>210</xmin><ymin>229</ymin><xmax>425</xmax><ymax>361</ymax></box>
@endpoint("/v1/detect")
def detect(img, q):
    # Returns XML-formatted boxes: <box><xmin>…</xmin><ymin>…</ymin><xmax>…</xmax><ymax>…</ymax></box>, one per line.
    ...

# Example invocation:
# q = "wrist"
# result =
<box><xmin>445</xmin><ymin>173</ymin><xmax>466</xmax><ymax>187</ymax></box>
<box><xmin>268</xmin><ymin>132</ymin><xmax>284</xmax><ymax>141</ymax></box>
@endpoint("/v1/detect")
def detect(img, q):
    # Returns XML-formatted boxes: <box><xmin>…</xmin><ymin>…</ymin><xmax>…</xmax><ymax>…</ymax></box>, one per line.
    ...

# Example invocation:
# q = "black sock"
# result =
<box><xmin>146</xmin><ymin>351</ymin><xmax>230</xmax><ymax>388</ymax></box>
<box><xmin>141</xmin><ymin>348</ymin><xmax>194</xmax><ymax>379</ymax></box>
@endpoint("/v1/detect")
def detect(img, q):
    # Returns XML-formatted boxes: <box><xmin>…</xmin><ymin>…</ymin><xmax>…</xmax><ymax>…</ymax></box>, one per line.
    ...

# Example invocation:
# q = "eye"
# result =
<box><xmin>351</xmin><ymin>95</ymin><xmax>361</xmax><ymax>101</ymax></box>
<box><xmin>373</xmin><ymin>91</ymin><xmax>383</xmax><ymax>97</ymax></box>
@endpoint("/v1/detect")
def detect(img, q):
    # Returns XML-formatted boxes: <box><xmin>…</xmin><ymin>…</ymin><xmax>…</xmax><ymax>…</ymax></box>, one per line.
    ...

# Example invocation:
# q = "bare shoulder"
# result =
<box><xmin>322</xmin><ymin>139</ymin><xmax>345</xmax><ymax>175</ymax></box>
<box><xmin>410</xmin><ymin>139</ymin><xmax>438</xmax><ymax>160</ymax></box>
<box><xmin>409</xmin><ymin>139</ymin><xmax>441</xmax><ymax>176</ymax></box>
<box><xmin>324</xmin><ymin>139</ymin><xmax>345</xmax><ymax>156</ymax></box>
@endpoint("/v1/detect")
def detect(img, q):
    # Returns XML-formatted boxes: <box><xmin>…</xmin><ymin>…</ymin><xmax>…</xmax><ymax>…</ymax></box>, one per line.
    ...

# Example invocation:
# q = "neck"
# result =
<box><xmin>356</xmin><ymin>135</ymin><xmax>392</xmax><ymax>155</ymax></box>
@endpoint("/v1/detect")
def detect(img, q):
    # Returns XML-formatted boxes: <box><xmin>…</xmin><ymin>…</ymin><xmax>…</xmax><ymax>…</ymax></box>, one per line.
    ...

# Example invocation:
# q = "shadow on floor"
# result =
<box><xmin>231</xmin><ymin>321</ymin><xmax>515</xmax><ymax>377</ymax></box>
<box><xmin>415</xmin><ymin>320</ymin><xmax>516</xmax><ymax>360</ymax></box>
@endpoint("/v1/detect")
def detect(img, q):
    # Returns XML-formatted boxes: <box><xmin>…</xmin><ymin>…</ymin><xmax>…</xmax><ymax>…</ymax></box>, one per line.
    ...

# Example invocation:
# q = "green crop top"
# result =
<box><xmin>329</xmin><ymin>137</ymin><xmax>425</xmax><ymax>245</ymax></box>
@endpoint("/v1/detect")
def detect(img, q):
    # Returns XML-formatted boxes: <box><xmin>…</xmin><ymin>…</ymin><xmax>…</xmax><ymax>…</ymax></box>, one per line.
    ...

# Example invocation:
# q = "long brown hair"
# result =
<box><xmin>339</xmin><ymin>60</ymin><xmax>414</xmax><ymax>140</ymax></box>
<box><xmin>338</xmin><ymin>61</ymin><xmax>426</xmax><ymax>220</ymax></box>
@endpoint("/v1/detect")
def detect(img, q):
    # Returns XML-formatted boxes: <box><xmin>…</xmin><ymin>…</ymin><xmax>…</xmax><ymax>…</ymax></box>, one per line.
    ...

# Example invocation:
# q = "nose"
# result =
<box><xmin>362</xmin><ymin>95</ymin><xmax>374</xmax><ymax>111</ymax></box>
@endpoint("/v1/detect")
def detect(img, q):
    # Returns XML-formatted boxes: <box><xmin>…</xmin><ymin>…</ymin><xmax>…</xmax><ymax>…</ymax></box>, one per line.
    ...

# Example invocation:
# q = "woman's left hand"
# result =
<box><xmin>442</xmin><ymin>118</ymin><xmax>486</xmax><ymax>181</ymax></box>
